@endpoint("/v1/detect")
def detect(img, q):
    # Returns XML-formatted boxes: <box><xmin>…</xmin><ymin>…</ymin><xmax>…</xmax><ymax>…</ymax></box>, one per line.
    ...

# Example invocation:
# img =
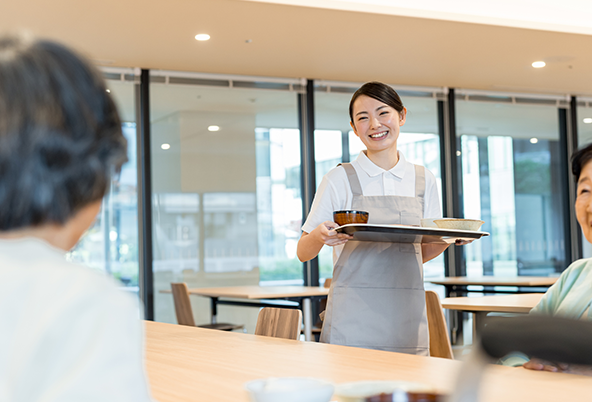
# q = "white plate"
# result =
<box><xmin>245</xmin><ymin>377</ymin><xmax>334</xmax><ymax>402</ymax></box>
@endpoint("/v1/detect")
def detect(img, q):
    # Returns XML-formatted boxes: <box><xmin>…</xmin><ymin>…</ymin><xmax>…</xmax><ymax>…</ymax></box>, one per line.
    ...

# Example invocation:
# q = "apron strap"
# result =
<box><xmin>414</xmin><ymin>165</ymin><xmax>425</xmax><ymax>199</ymax></box>
<box><xmin>338</xmin><ymin>163</ymin><xmax>363</xmax><ymax>196</ymax></box>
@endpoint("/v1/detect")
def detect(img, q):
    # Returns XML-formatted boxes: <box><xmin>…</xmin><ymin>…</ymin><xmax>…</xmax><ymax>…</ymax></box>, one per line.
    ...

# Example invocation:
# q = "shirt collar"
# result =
<box><xmin>355</xmin><ymin>150</ymin><xmax>407</xmax><ymax>179</ymax></box>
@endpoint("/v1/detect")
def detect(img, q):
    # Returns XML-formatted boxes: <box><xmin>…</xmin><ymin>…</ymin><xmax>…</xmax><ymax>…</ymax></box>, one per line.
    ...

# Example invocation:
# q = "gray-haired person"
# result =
<box><xmin>0</xmin><ymin>35</ymin><xmax>153</xmax><ymax>401</ymax></box>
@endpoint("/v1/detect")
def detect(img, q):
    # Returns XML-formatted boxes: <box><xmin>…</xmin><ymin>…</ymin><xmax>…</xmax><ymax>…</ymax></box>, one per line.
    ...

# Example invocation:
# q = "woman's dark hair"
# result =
<box><xmin>349</xmin><ymin>81</ymin><xmax>404</xmax><ymax>125</ymax></box>
<box><xmin>572</xmin><ymin>142</ymin><xmax>592</xmax><ymax>181</ymax></box>
<box><xmin>0</xmin><ymin>34</ymin><xmax>127</xmax><ymax>230</ymax></box>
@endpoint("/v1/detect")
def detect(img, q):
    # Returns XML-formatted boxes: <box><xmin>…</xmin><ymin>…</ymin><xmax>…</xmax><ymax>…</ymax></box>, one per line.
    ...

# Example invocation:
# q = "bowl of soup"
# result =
<box><xmin>333</xmin><ymin>210</ymin><xmax>369</xmax><ymax>226</ymax></box>
<box><xmin>334</xmin><ymin>380</ymin><xmax>435</xmax><ymax>402</ymax></box>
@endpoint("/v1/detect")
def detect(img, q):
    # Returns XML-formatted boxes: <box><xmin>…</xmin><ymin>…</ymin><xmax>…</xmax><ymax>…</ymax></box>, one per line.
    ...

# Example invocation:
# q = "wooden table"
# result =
<box><xmin>442</xmin><ymin>293</ymin><xmax>543</xmax><ymax>337</ymax></box>
<box><xmin>145</xmin><ymin>321</ymin><xmax>592</xmax><ymax>402</ymax></box>
<box><xmin>429</xmin><ymin>276</ymin><xmax>558</xmax><ymax>297</ymax></box>
<box><xmin>163</xmin><ymin>285</ymin><xmax>329</xmax><ymax>341</ymax></box>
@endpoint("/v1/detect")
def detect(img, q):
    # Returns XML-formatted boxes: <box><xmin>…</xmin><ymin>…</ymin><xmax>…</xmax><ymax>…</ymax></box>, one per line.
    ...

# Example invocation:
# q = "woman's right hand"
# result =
<box><xmin>312</xmin><ymin>221</ymin><xmax>353</xmax><ymax>247</ymax></box>
<box><xmin>297</xmin><ymin>221</ymin><xmax>353</xmax><ymax>262</ymax></box>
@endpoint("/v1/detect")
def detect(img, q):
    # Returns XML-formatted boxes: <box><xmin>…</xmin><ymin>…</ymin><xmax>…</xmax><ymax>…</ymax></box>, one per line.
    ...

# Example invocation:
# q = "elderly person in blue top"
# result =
<box><xmin>501</xmin><ymin>142</ymin><xmax>592</xmax><ymax>376</ymax></box>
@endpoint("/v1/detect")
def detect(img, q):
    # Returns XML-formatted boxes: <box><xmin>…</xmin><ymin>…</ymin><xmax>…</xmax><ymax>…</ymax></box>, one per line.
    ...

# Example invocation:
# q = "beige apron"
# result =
<box><xmin>320</xmin><ymin>163</ymin><xmax>429</xmax><ymax>355</ymax></box>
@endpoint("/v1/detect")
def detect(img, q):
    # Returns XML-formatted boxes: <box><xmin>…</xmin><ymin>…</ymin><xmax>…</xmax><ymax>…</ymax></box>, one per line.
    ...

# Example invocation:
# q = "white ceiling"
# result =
<box><xmin>3</xmin><ymin>0</ymin><xmax>592</xmax><ymax>96</ymax></box>
<box><xmin>245</xmin><ymin>0</ymin><xmax>592</xmax><ymax>35</ymax></box>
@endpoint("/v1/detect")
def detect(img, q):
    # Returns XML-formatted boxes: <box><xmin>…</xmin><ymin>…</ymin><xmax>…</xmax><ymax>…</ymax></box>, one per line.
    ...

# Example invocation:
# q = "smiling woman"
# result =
<box><xmin>500</xmin><ymin>142</ymin><xmax>592</xmax><ymax>374</ymax></box>
<box><xmin>297</xmin><ymin>81</ymin><xmax>456</xmax><ymax>354</ymax></box>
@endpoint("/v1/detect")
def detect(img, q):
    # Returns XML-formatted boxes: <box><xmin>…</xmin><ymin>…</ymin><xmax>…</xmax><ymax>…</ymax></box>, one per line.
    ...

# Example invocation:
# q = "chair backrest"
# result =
<box><xmin>171</xmin><ymin>283</ymin><xmax>196</xmax><ymax>326</ymax></box>
<box><xmin>425</xmin><ymin>290</ymin><xmax>454</xmax><ymax>359</ymax></box>
<box><xmin>255</xmin><ymin>307</ymin><xmax>302</xmax><ymax>340</ymax></box>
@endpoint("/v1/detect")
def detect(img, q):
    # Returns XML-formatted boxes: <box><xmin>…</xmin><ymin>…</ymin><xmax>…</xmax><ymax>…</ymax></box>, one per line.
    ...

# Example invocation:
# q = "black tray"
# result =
<box><xmin>335</xmin><ymin>224</ymin><xmax>489</xmax><ymax>244</ymax></box>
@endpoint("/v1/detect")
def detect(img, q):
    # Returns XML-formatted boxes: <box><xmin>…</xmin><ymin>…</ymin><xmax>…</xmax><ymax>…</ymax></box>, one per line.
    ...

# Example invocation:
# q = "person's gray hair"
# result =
<box><xmin>0</xmin><ymin>34</ymin><xmax>127</xmax><ymax>230</ymax></box>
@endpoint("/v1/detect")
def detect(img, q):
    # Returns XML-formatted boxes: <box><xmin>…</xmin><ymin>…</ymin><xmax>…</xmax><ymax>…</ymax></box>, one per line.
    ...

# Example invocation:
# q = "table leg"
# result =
<box><xmin>473</xmin><ymin>312</ymin><xmax>487</xmax><ymax>340</ymax></box>
<box><xmin>211</xmin><ymin>297</ymin><xmax>218</xmax><ymax>324</ymax></box>
<box><xmin>302</xmin><ymin>298</ymin><xmax>312</xmax><ymax>341</ymax></box>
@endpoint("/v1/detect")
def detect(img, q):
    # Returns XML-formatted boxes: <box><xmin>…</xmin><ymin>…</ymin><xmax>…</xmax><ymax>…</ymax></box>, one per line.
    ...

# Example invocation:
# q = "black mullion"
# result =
<box><xmin>137</xmin><ymin>69</ymin><xmax>154</xmax><ymax>320</ymax></box>
<box><xmin>439</xmin><ymin>89</ymin><xmax>464</xmax><ymax>277</ymax></box>
<box><xmin>560</xmin><ymin>100</ymin><xmax>581</xmax><ymax>267</ymax></box>
<box><xmin>437</xmin><ymin>100</ymin><xmax>451</xmax><ymax>277</ymax></box>
<box><xmin>341</xmin><ymin>130</ymin><xmax>350</xmax><ymax>163</ymax></box>
<box><xmin>298</xmin><ymin>79</ymin><xmax>319</xmax><ymax>287</ymax></box>
<box><xmin>569</xmin><ymin>97</ymin><xmax>582</xmax><ymax>261</ymax></box>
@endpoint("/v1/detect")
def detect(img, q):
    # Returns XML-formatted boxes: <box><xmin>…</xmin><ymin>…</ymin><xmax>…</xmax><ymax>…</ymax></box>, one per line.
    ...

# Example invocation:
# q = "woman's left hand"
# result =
<box><xmin>524</xmin><ymin>358</ymin><xmax>592</xmax><ymax>376</ymax></box>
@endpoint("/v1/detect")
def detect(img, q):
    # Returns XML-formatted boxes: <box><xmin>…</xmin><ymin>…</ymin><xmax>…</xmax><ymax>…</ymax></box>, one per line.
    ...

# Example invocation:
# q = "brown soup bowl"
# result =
<box><xmin>333</xmin><ymin>210</ymin><xmax>369</xmax><ymax>226</ymax></box>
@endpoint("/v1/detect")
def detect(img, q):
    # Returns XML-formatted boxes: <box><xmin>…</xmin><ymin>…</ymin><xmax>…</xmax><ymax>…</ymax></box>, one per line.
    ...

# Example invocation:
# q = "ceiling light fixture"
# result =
<box><xmin>530</xmin><ymin>138</ymin><xmax>539</xmax><ymax>144</ymax></box>
<box><xmin>161</xmin><ymin>143</ymin><xmax>171</xmax><ymax>150</ymax></box>
<box><xmin>208</xmin><ymin>125</ymin><xmax>220</xmax><ymax>132</ymax></box>
<box><xmin>532</xmin><ymin>61</ymin><xmax>546</xmax><ymax>68</ymax></box>
<box><xmin>106</xmin><ymin>89</ymin><xmax>111</xmax><ymax>93</ymax></box>
<box><xmin>195</xmin><ymin>34</ymin><xmax>210</xmax><ymax>41</ymax></box>
<box><xmin>584</xmin><ymin>118</ymin><xmax>592</xmax><ymax>124</ymax></box>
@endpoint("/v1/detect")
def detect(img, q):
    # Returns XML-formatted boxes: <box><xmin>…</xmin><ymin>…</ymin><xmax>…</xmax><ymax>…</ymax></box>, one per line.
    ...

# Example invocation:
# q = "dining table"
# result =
<box><xmin>161</xmin><ymin>285</ymin><xmax>329</xmax><ymax>341</ymax></box>
<box><xmin>144</xmin><ymin>320</ymin><xmax>592</xmax><ymax>402</ymax></box>
<box><xmin>429</xmin><ymin>276</ymin><xmax>558</xmax><ymax>297</ymax></box>
<box><xmin>441</xmin><ymin>293</ymin><xmax>543</xmax><ymax>337</ymax></box>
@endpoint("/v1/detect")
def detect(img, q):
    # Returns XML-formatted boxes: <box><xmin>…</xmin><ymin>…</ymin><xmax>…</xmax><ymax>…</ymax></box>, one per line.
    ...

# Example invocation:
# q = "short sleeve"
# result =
<box><xmin>301</xmin><ymin>169</ymin><xmax>345</xmax><ymax>234</ymax></box>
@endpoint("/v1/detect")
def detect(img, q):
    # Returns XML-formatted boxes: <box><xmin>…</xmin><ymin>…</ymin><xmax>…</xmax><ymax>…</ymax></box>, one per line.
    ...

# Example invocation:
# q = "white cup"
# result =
<box><xmin>245</xmin><ymin>377</ymin><xmax>334</xmax><ymax>402</ymax></box>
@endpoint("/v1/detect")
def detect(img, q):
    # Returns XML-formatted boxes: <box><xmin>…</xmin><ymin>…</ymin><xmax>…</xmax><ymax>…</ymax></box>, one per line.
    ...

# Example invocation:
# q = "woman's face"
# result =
<box><xmin>350</xmin><ymin>95</ymin><xmax>406</xmax><ymax>154</ymax></box>
<box><xmin>576</xmin><ymin>160</ymin><xmax>592</xmax><ymax>243</ymax></box>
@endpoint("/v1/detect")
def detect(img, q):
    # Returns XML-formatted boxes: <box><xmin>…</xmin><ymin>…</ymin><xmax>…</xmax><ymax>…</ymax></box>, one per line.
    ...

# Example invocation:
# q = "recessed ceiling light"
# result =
<box><xmin>456</xmin><ymin>150</ymin><xmax>461</xmax><ymax>156</ymax></box>
<box><xmin>106</xmin><ymin>89</ymin><xmax>111</xmax><ymax>93</ymax></box>
<box><xmin>584</xmin><ymin>118</ymin><xmax>592</xmax><ymax>124</ymax></box>
<box><xmin>530</xmin><ymin>138</ymin><xmax>538</xmax><ymax>144</ymax></box>
<box><xmin>195</xmin><ymin>34</ymin><xmax>210</xmax><ymax>41</ymax></box>
<box><xmin>532</xmin><ymin>61</ymin><xmax>546</xmax><ymax>68</ymax></box>
<box><xmin>161</xmin><ymin>143</ymin><xmax>171</xmax><ymax>150</ymax></box>
<box><xmin>208</xmin><ymin>125</ymin><xmax>220</xmax><ymax>132</ymax></box>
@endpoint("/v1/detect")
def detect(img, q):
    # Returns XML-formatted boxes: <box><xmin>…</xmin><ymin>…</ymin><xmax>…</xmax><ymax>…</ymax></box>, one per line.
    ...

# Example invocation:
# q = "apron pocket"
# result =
<box><xmin>401</xmin><ymin>212</ymin><xmax>420</xmax><ymax>226</ymax></box>
<box><xmin>329</xmin><ymin>286</ymin><xmax>428</xmax><ymax>350</ymax></box>
<box><xmin>399</xmin><ymin>243</ymin><xmax>421</xmax><ymax>254</ymax></box>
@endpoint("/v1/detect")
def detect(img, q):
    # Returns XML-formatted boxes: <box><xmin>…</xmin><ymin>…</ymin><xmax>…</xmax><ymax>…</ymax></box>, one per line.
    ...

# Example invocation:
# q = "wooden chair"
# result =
<box><xmin>170</xmin><ymin>283</ymin><xmax>244</xmax><ymax>331</ymax></box>
<box><xmin>255</xmin><ymin>307</ymin><xmax>302</xmax><ymax>340</ymax></box>
<box><xmin>425</xmin><ymin>290</ymin><xmax>454</xmax><ymax>359</ymax></box>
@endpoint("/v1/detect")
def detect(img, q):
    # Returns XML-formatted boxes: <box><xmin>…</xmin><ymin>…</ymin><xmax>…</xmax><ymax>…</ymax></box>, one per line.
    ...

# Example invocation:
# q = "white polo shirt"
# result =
<box><xmin>301</xmin><ymin>151</ymin><xmax>442</xmax><ymax>263</ymax></box>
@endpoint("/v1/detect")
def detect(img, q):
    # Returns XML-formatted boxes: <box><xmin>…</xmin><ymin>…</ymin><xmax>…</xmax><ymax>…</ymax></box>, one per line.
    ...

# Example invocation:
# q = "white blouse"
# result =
<box><xmin>302</xmin><ymin>151</ymin><xmax>442</xmax><ymax>264</ymax></box>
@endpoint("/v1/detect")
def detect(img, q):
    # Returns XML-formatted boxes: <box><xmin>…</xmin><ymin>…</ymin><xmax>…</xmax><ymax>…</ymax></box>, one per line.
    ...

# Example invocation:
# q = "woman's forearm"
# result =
<box><xmin>297</xmin><ymin>231</ymin><xmax>324</xmax><ymax>262</ymax></box>
<box><xmin>421</xmin><ymin>243</ymin><xmax>450</xmax><ymax>263</ymax></box>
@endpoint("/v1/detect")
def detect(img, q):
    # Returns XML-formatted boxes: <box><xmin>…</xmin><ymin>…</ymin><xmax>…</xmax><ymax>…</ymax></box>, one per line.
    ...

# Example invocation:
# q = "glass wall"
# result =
<box><xmin>150</xmin><ymin>74</ymin><xmax>300</xmax><ymax>331</ymax></box>
<box><xmin>578</xmin><ymin>103</ymin><xmax>592</xmax><ymax>258</ymax></box>
<box><xmin>68</xmin><ymin>75</ymin><xmax>139</xmax><ymax>292</ymax></box>
<box><xmin>314</xmin><ymin>89</ymin><xmax>444</xmax><ymax>283</ymax></box>
<box><xmin>314</xmin><ymin>91</ymin><xmax>351</xmax><ymax>281</ymax></box>
<box><xmin>457</xmin><ymin>98</ymin><xmax>567</xmax><ymax>277</ymax></box>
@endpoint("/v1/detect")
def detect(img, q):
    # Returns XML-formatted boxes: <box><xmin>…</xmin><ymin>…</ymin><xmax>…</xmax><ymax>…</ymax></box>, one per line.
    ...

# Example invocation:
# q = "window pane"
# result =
<box><xmin>457</xmin><ymin>99</ymin><xmax>566</xmax><ymax>277</ymax></box>
<box><xmin>67</xmin><ymin>77</ymin><xmax>139</xmax><ymax>293</ymax></box>
<box><xmin>150</xmin><ymin>77</ymin><xmax>300</xmax><ymax>330</ymax></box>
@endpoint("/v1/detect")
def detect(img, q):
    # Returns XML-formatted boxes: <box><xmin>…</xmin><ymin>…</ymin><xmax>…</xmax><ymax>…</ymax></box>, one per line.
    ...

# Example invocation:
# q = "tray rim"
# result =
<box><xmin>335</xmin><ymin>223</ymin><xmax>490</xmax><ymax>238</ymax></box>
